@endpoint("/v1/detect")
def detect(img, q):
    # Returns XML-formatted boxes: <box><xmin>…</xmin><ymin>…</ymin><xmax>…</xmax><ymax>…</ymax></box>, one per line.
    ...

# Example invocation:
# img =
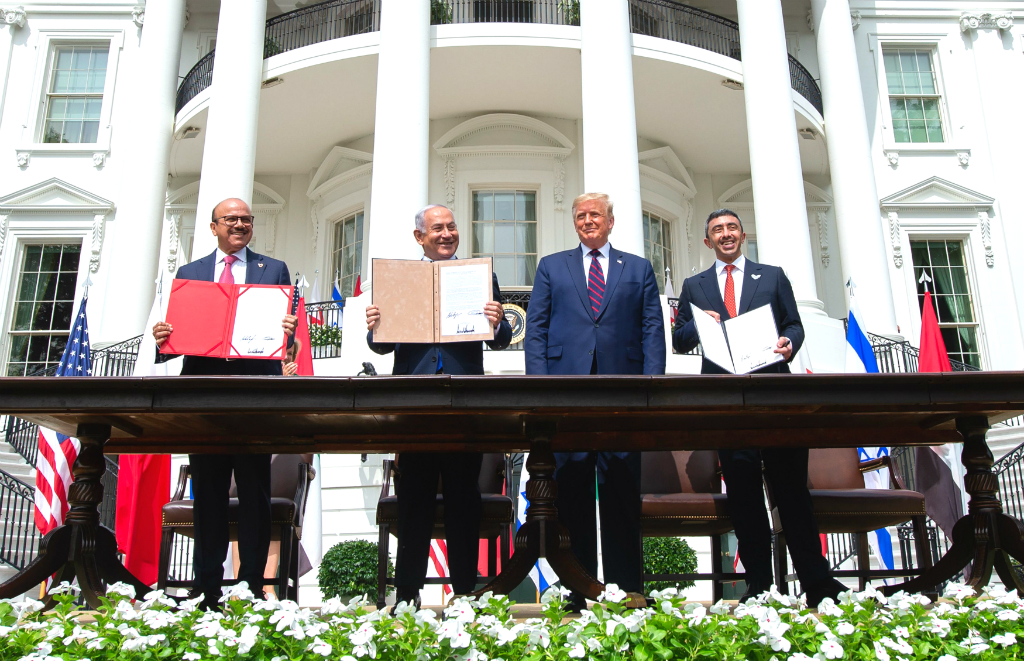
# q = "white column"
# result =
<box><xmin>191</xmin><ymin>0</ymin><xmax>268</xmax><ymax>258</ymax></box>
<box><xmin>735</xmin><ymin>0</ymin><xmax>820</xmax><ymax>309</ymax></box>
<box><xmin>364</xmin><ymin>0</ymin><xmax>431</xmax><ymax>273</ymax></box>
<box><xmin>100</xmin><ymin>0</ymin><xmax>186</xmax><ymax>338</ymax></box>
<box><xmin>810</xmin><ymin>0</ymin><xmax>898</xmax><ymax>335</ymax></box>
<box><xmin>579</xmin><ymin>0</ymin><xmax>643</xmax><ymax>257</ymax></box>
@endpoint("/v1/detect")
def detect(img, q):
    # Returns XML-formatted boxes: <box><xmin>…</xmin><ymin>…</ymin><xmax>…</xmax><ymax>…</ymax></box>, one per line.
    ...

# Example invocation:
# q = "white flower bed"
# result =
<box><xmin>2</xmin><ymin>580</ymin><xmax>1021</xmax><ymax>660</ymax></box>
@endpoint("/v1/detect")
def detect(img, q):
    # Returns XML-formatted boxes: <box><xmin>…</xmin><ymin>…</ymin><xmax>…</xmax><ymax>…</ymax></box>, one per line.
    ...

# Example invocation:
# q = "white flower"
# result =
<box><xmin>183</xmin><ymin>654</ymin><xmax>201</xmax><ymax>661</ymax></box>
<box><xmin>990</xmin><ymin>632</ymin><xmax>1016</xmax><ymax>647</ymax></box>
<box><xmin>219</xmin><ymin>582</ymin><xmax>254</xmax><ymax>603</ymax></box>
<box><xmin>349</xmin><ymin>623</ymin><xmax>377</xmax><ymax>646</ymax></box>
<box><xmin>817</xmin><ymin>598</ymin><xmax>843</xmax><ymax>618</ymax></box>
<box><xmin>835</xmin><ymin>621</ymin><xmax>854</xmax><ymax>636</ymax></box>
<box><xmin>892</xmin><ymin>626</ymin><xmax>909</xmax><ymax>638</ymax></box>
<box><xmin>873</xmin><ymin>640</ymin><xmax>890</xmax><ymax>661</ymax></box>
<box><xmin>605</xmin><ymin>619</ymin><xmax>621</xmax><ymax>636</ymax></box>
<box><xmin>969</xmin><ymin>642</ymin><xmax>990</xmax><ymax>655</ymax></box>
<box><xmin>788</xmin><ymin>655</ymin><xmax>815</xmax><ymax>661</ymax></box>
<box><xmin>650</xmin><ymin>587</ymin><xmax>678</xmax><ymax>600</ymax></box>
<box><xmin>598</xmin><ymin>584</ymin><xmax>627</xmax><ymax>604</ymax></box>
<box><xmin>820</xmin><ymin>640</ymin><xmax>844</xmax><ymax>659</ymax></box>
<box><xmin>567</xmin><ymin>642</ymin><xmax>585</xmax><ymax>658</ymax></box>
<box><xmin>540</xmin><ymin>586</ymin><xmax>571</xmax><ymax>603</ymax></box>
<box><xmin>685</xmin><ymin>605</ymin><xmax>708</xmax><ymax>626</ymax></box>
<box><xmin>444</xmin><ymin>601</ymin><xmax>476</xmax><ymax>624</ymax></box>
<box><xmin>47</xmin><ymin>581</ymin><xmax>79</xmax><ymax>596</ymax></box>
<box><xmin>586</xmin><ymin>637</ymin><xmax>603</xmax><ymax>652</ymax></box>
<box><xmin>943</xmin><ymin>582</ymin><xmax>975</xmax><ymax>603</ymax></box>
<box><xmin>307</xmin><ymin>636</ymin><xmax>333</xmax><ymax>656</ymax></box>
<box><xmin>106</xmin><ymin>582</ymin><xmax>137</xmax><ymax>599</ymax></box>
<box><xmin>996</xmin><ymin>608</ymin><xmax>1020</xmax><ymax>621</ymax></box>
<box><xmin>709</xmin><ymin>600</ymin><xmax>731</xmax><ymax>615</ymax></box>
<box><xmin>937</xmin><ymin>656</ymin><xmax>956</xmax><ymax>661</ymax></box>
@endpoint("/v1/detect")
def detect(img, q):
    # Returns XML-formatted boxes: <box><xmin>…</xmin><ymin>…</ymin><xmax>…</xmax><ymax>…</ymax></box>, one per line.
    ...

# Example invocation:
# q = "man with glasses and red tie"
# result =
<box><xmin>525</xmin><ymin>192</ymin><xmax>665</xmax><ymax>612</ymax></box>
<box><xmin>673</xmin><ymin>208</ymin><xmax>846</xmax><ymax>607</ymax></box>
<box><xmin>152</xmin><ymin>197</ymin><xmax>296</xmax><ymax>610</ymax></box>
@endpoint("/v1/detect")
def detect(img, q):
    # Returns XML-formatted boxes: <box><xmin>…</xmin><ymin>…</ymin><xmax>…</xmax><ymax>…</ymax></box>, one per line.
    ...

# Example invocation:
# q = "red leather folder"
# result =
<box><xmin>160</xmin><ymin>279</ymin><xmax>294</xmax><ymax>360</ymax></box>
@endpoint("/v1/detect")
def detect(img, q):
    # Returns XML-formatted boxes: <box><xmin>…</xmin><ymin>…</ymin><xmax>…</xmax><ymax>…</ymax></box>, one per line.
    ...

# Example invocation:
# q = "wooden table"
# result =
<box><xmin>1</xmin><ymin>372</ymin><xmax>1022</xmax><ymax>607</ymax></box>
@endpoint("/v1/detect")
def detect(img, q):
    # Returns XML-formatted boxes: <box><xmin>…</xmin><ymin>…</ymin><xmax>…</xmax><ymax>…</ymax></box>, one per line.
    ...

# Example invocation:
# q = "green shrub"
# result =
<box><xmin>318</xmin><ymin>539</ymin><xmax>392</xmax><ymax>600</ymax></box>
<box><xmin>308</xmin><ymin>323</ymin><xmax>342</xmax><ymax>348</ymax></box>
<box><xmin>431</xmin><ymin>0</ymin><xmax>452</xmax><ymax>25</ymax></box>
<box><xmin>643</xmin><ymin>536</ymin><xmax>697</xmax><ymax>594</ymax></box>
<box><xmin>558</xmin><ymin>0</ymin><xmax>580</xmax><ymax>26</ymax></box>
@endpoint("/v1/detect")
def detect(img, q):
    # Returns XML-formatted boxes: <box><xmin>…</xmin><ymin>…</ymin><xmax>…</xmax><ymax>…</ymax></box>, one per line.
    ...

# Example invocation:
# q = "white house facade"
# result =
<box><xmin>0</xmin><ymin>0</ymin><xmax>1022</xmax><ymax>602</ymax></box>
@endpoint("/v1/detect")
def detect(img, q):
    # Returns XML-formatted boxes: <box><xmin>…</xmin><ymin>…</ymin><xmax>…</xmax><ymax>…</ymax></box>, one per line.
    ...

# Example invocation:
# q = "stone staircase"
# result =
<box><xmin>0</xmin><ymin>439</ymin><xmax>35</xmax><ymax>485</ymax></box>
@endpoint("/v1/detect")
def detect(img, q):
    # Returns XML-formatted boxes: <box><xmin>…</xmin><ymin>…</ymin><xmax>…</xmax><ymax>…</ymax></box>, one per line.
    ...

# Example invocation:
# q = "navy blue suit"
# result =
<box><xmin>367</xmin><ymin>270</ymin><xmax>512</xmax><ymax>595</ymax></box>
<box><xmin>673</xmin><ymin>261</ymin><xmax>837</xmax><ymax>596</ymax></box>
<box><xmin>163</xmin><ymin>247</ymin><xmax>291</xmax><ymax>602</ymax></box>
<box><xmin>525</xmin><ymin>244</ymin><xmax>665</xmax><ymax>595</ymax></box>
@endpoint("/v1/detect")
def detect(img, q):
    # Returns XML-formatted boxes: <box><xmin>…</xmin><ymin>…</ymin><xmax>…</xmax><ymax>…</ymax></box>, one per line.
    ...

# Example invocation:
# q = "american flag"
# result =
<box><xmin>33</xmin><ymin>294</ymin><xmax>91</xmax><ymax>536</ymax></box>
<box><xmin>429</xmin><ymin>539</ymin><xmax>452</xmax><ymax>599</ymax></box>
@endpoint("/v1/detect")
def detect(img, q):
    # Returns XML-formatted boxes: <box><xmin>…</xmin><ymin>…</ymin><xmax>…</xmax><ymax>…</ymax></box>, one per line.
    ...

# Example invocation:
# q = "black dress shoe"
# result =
<box><xmin>395</xmin><ymin>588</ymin><xmax>422</xmax><ymax>610</ymax></box>
<box><xmin>805</xmin><ymin>578</ymin><xmax>847</xmax><ymax>608</ymax></box>
<box><xmin>739</xmin><ymin>582</ymin><xmax>773</xmax><ymax>603</ymax></box>
<box><xmin>564</xmin><ymin>592</ymin><xmax>587</xmax><ymax>614</ymax></box>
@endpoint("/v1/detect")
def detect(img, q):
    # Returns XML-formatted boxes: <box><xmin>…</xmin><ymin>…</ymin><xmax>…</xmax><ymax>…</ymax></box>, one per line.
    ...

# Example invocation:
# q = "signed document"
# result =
<box><xmin>690</xmin><ymin>303</ymin><xmax>784</xmax><ymax>374</ymax></box>
<box><xmin>372</xmin><ymin>257</ymin><xmax>495</xmax><ymax>344</ymax></box>
<box><xmin>162</xmin><ymin>280</ymin><xmax>292</xmax><ymax>360</ymax></box>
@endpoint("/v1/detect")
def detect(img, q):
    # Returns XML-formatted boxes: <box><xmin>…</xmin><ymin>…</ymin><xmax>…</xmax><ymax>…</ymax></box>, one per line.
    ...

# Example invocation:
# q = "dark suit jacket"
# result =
<box><xmin>366</xmin><ymin>272</ymin><xmax>512</xmax><ymax>375</ymax></box>
<box><xmin>672</xmin><ymin>260</ymin><xmax>803</xmax><ymax>375</ymax></box>
<box><xmin>158</xmin><ymin>248</ymin><xmax>291</xmax><ymax>376</ymax></box>
<box><xmin>525</xmin><ymin>244</ymin><xmax>666</xmax><ymax>375</ymax></box>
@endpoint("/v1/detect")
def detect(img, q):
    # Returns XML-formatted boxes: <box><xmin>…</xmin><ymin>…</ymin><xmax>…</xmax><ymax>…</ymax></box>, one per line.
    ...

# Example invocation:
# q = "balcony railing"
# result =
<box><xmin>866</xmin><ymin>331</ymin><xmax>979</xmax><ymax>373</ymax></box>
<box><xmin>306</xmin><ymin>301</ymin><xmax>344</xmax><ymax>359</ymax></box>
<box><xmin>176</xmin><ymin>0</ymin><xmax>824</xmax><ymax>116</ymax></box>
<box><xmin>0</xmin><ymin>468</ymin><xmax>38</xmax><ymax>571</ymax></box>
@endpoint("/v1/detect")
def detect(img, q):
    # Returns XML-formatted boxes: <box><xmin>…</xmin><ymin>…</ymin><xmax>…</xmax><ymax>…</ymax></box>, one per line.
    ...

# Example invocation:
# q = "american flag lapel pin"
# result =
<box><xmin>617</xmin><ymin>258</ymin><xmax>623</xmax><ymax>264</ymax></box>
<box><xmin>259</xmin><ymin>263</ymin><xmax>264</xmax><ymax>268</ymax></box>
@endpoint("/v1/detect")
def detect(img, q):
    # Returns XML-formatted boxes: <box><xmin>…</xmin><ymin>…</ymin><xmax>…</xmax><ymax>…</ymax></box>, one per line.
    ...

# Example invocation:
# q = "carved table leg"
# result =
<box><xmin>0</xmin><ymin>423</ymin><xmax>148</xmax><ymax>609</ymax></box>
<box><xmin>473</xmin><ymin>422</ymin><xmax>606</xmax><ymax>601</ymax></box>
<box><xmin>883</xmin><ymin>416</ymin><xmax>1024</xmax><ymax>596</ymax></box>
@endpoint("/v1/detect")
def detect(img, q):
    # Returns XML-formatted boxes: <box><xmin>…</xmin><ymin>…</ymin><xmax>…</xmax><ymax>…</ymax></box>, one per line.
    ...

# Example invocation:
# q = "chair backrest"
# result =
<box><xmin>806</xmin><ymin>448</ymin><xmax>865</xmax><ymax>490</ymax></box>
<box><xmin>641</xmin><ymin>451</ymin><xmax>721</xmax><ymax>494</ymax></box>
<box><xmin>229</xmin><ymin>454</ymin><xmax>314</xmax><ymax>498</ymax></box>
<box><xmin>478</xmin><ymin>453</ymin><xmax>506</xmax><ymax>494</ymax></box>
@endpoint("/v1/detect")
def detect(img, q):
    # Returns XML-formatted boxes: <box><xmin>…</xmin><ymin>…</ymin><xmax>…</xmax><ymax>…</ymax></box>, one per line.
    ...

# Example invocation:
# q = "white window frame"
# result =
<box><xmin>868</xmin><ymin>33</ymin><xmax>969</xmax><ymax>160</ymax></box>
<box><xmin>330</xmin><ymin>209</ymin><xmax>365</xmax><ymax>299</ymax></box>
<box><xmin>17</xmin><ymin>29</ymin><xmax>124</xmax><ymax>164</ymax></box>
<box><xmin>640</xmin><ymin>206</ymin><xmax>676</xmax><ymax>294</ymax></box>
<box><xmin>469</xmin><ymin>188</ymin><xmax>540</xmax><ymax>289</ymax></box>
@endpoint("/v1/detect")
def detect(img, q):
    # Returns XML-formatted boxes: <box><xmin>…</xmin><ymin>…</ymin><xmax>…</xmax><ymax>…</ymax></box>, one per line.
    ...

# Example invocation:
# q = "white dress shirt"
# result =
<box><xmin>214</xmin><ymin>246</ymin><xmax>248</xmax><ymax>284</ymax></box>
<box><xmin>581</xmin><ymin>242</ymin><xmax>610</xmax><ymax>281</ymax></box>
<box><xmin>715</xmin><ymin>254</ymin><xmax>746</xmax><ymax>308</ymax></box>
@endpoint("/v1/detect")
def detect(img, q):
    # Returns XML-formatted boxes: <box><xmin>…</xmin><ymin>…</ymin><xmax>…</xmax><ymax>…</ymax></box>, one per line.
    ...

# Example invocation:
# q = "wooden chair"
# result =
<box><xmin>158</xmin><ymin>455</ymin><xmax>316</xmax><ymax>600</ymax></box>
<box><xmin>640</xmin><ymin>450</ymin><xmax>740</xmax><ymax>601</ymax></box>
<box><xmin>770</xmin><ymin>448</ymin><xmax>931</xmax><ymax>592</ymax></box>
<box><xmin>374</xmin><ymin>453</ymin><xmax>514</xmax><ymax>609</ymax></box>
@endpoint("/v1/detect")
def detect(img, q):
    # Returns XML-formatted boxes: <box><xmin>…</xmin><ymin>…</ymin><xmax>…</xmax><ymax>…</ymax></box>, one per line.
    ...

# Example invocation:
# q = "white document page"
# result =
<box><xmin>723</xmin><ymin>303</ymin><xmax>784</xmax><ymax>374</ymax></box>
<box><xmin>439</xmin><ymin>263</ymin><xmax>491</xmax><ymax>338</ymax></box>
<box><xmin>690</xmin><ymin>303</ymin><xmax>735</xmax><ymax>373</ymax></box>
<box><xmin>230</xmin><ymin>287</ymin><xmax>287</xmax><ymax>358</ymax></box>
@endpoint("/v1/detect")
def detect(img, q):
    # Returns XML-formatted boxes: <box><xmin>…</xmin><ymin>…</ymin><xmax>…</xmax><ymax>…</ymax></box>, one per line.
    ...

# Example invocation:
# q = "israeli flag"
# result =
<box><xmin>331</xmin><ymin>283</ymin><xmax>343</xmax><ymax>302</ymax></box>
<box><xmin>517</xmin><ymin>459</ymin><xmax>558</xmax><ymax>594</ymax></box>
<box><xmin>846</xmin><ymin>285</ymin><xmax>894</xmax><ymax>582</ymax></box>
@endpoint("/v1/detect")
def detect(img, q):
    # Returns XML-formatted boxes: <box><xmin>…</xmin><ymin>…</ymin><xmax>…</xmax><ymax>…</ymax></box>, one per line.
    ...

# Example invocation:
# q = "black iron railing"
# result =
<box><xmin>176</xmin><ymin>0</ymin><xmax>382</xmax><ymax>113</ymax></box>
<box><xmin>4</xmin><ymin>415</ymin><xmax>39</xmax><ymax>466</ymax></box>
<box><xmin>666</xmin><ymin>297</ymin><xmax>703</xmax><ymax>357</ymax></box>
<box><xmin>439</xmin><ymin>0</ymin><xmax>576</xmax><ymax>25</ymax></box>
<box><xmin>176</xmin><ymin>0</ymin><xmax>823</xmax><ymax>116</ymax></box>
<box><xmin>994</xmin><ymin>440</ymin><xmax>1024</xmax><ymax>524</ymax></box>
<box><xmin>91</xmin><ymin>335</ymin><xmax>144</xmax><ymax>378</ymax></box>
<box><xmin>866</xmin><ymin>331</ymin><xmax>979</xmax><ymax>373</ymax></box>
<box><xmin>628</xmin><ymin>0</ymin><xmax>823</xmax><ymax>114</ymax></box>
<box><xmin>306</xmin><ymin>301</ymin><xmax>345</xmax><ymax>359</ymax></box>
<box><xmin>0</xmin><ymin>469</ymin><xmax>38</xmax><ymax>571</ymax></box>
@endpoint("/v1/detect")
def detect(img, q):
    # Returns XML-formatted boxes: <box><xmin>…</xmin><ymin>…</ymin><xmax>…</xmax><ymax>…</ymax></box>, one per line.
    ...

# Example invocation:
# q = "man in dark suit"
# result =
<box><xmin>673</xmin><ymin>208</ymin><xmax>845</xmax><ymax>606</ymax></box>
<box><xmin>153</xmin><ymin>197</ymin><xmax>296</xmax><ymax>609</ymax></box>
<box><xmin>365</xmin><ymin>204</ymin><xmax>512</xmax><ymax>605</ymax></box>
<box><xmin>525</xmin><ymin>192</ymin><xmax>665</xmax><ymax>609</ymax></box>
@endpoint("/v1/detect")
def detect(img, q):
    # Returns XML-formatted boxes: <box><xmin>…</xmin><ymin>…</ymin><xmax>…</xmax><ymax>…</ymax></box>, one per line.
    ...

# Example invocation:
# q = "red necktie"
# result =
<box><xmin>724</xmin><ymin>264</ymin><xmax>737</xmax><ymax>318</ymax></box>
<box><xmin>587</xmin><ymin>249</ymin><xmax>604</xmax><ymax>317</ymax></box>
<box><xmin>219</xmin><ymin>254</ymin><xmax>238</xmax><ymax>284</ymax></box>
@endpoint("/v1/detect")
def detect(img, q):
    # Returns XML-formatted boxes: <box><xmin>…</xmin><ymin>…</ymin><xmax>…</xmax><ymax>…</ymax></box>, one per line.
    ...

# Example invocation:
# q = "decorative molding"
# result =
<box><xmin>131</xmin><ymin>5</ymin><xmax>144</xmax><ymax>27</ymax></box>
<box><xmin>166</xmin><ymin>213</ymin><xmax>181</xmax><ymax>273</ymax></box>
<box><xmin>957</xmin><ymin>150</ymin><xmax>971</xmax><ymax>167</ymax></box>
<box><xmin>806</xmin><ymin>9</ymin><xmax>814</xmax><ymax>32</ymax></box>
<box><xmin>2</xmin><ymin>6</ymin><xmax>26</xmax><ymax>28</ymax></box>
<box><xmin>815</xmin><ymin>211</ymin><xmax>830</xmax><ymax>268</ymax></box>
<box><xmin>90</xmin><ymin>213</ymin><xmax>107</xmax><ymax>273</ymax></box>
<box><xmin>879</xmin><ymin>176</ymin><xmax>995</xmax><ymax>212</ymax></box>
<box><xmin>553</xmin><ymin>156</ymin><xmax>565</xmax><ymax>211</ymax></box>
<box><xmin>15</xmin><ymin>151</ymin><xmax>28</xmax><ymax>168</ymax></box>
<box><xmin>0</xmin><ymin>214</ymin><xmax>8</xmax><ymax>261</ymax></box>
<box><xmin>959</xmin><ymin>12</ymin><xmax>1013</xmax><ymax>32</ymax></box>
<box><xmin>92</xmin><ymin>152</ymin><xmax>106</xmax><ymax>168</ymax></box>
<box><xmin>0</xmin><ymin>177</ymin><xmax>115</xmax><ymax>215</ymax></box>
<box><xmin>306</xmin><ymin>146</ymin><xmax>373</xmax><ymax>200</ymax></box>
<box><xmin>885</xmin><ymin>150</ymin><xmax>899</xmax><ymax>167</ymax></box>
<box><xmin>887</xmin><ymin>212</ymin><xmax>903</xmax><ymax>268</ymax></box>
<box><xmin>262</xmin><ymin>212</ymin><xmax>278</xmax><ymax>256</ymax></box>
<box><xmin>979</xmin><ymin>211</ymin><xmax>994</xmax><ymax>267</ymax></box>
<box><xmin>310</xmin><ymin>206</ymin><xmax>320</xmax><ymax>263</ymax></box>
<box><xmin>851</xmin><ymin>10</ymin><xmax>861</xmax><ymax>31</ymax></box>
<box><xmin>443</xmin><ymin>155</ymin><xmax>456</xmax><ymax>208</ymax></box>
<box><xmin>183</xmin><ymin>7</ymin><xmax>189</xmax><ymax>27</ymax></box>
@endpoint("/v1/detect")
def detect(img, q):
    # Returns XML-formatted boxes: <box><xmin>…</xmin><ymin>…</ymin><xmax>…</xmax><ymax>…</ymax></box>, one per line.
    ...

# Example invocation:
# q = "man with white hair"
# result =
<box><xmin>365</xmin><ymin>204</ymin><xmax>512</xmax><ymax>606</ymax></box>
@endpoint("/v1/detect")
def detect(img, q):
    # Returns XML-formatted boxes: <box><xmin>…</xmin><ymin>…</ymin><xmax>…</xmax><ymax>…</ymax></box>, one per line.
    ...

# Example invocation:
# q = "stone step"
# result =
<box><xmin>0</xmin><ymin>564</ymin><xmax>36</xmax><ymax>601</ymax></box>
<box><xmin>0</xmin><ymin>449</ymin><xmax>28</xmax><ymax>463</ymax></box>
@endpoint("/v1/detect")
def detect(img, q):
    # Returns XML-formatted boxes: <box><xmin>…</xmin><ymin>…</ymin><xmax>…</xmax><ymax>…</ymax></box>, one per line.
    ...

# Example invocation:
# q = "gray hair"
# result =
<box><xmin>571</xmin><ymin>192</ymin><xmax>614</xmax><ymax>220</ymax></box>
<box><xmin>414</xmin><ymin>204</ymin><xmax>454</xmax><ymax>232</ymax></box>
<box><xmin>704</xmin><ymin>208</ymin><xmax>744</xmax><ymax>238</ymax></box>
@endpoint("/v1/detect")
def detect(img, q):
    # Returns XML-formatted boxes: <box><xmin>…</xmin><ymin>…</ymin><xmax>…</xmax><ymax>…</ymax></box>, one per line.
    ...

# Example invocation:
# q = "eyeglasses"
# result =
<box><xmin>215</xmin><ymin>215</ymin><xmax>254</xmax><ymax>227</ymax></box>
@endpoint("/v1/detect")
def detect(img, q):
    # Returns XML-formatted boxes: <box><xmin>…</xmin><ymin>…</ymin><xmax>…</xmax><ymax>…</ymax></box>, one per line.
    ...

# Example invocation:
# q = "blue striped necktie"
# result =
<box><xmin>588</xmin><ymin>249</ymin><xmax>604</xmax><ymax>317</ymax></box>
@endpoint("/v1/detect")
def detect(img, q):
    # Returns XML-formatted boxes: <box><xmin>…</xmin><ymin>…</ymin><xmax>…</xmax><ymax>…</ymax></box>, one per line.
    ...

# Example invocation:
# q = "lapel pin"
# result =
<box><xmin>752</xmin><ymin>274</ymin><xmax>761</xmax><ymax>280</ymax></box>
<box><xmin>259</xmin><ymin>263</ymin><xmax>264</xmax><ymax>268</ymax></box>
<box><xmin>617</xmin><ymin>259</ymin><xmax>623</xmax><ymax>264</ymax></box>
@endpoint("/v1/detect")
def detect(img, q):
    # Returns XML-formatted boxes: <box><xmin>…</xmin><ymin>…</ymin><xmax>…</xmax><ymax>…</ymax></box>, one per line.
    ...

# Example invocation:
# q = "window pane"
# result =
<box><xmin>953</xmin><ymin>295</ymin><xmax>974</xmax><ymax>323</ymax></box>
<box><xmin>71</xmin><ymin>48</ymin><xmax>91</xmax><ymax>70</ymax></box>
<box><xmin>68</xmin><ymin>71</ymin><xmax>89</xmax><ymax>93</ymax></box>
<box><xmin>663</xmin><ymin>223</ymin><xmax>671</xmax><ymax>248</ymax></box>
<box><xmin>650</xmin><ymin>218</ymin><xmax>662</xmax><ymax>245</ymax></box>
<box><xmin>899</xmin><ymin>50</ymin><xmax>919</xmax><ymax>72</ymax></box>
<box><xmin>43</xmin><ymin>122</ymin><xmax>64</xmax><ymax>143</ymax></box>
<box><xmin>80</xmin><ymin>121</ymin><xmax>99</xmax><ymax>143</ymax></box>
<box><xmin>494</xmin><ymin>192</ymin><xmax>514</xmax><ymax>221</ymax></box>
<box><xmin>85</xmin><ymin>97</ymin><xmax>102</xmax><ymax>119</ymax></box>
<box><xmin>651</xmin><ymin>247</ymin><xmax>663</xmax><ymax>280</ymax></box>
<box><xmin>919</xmin><ymin>71</ymin><xmax>937</xmax><ymax>94</ymax></box>
<box><xmin>343</xmin><ymin>219</ymin><xmax>355</xmax><ymax>247</ymax></box>
<box><xmin>522</xmin><ymin>192</ymin><xmax>536</xmax><ymax>221</ymax></box>
<box><xmin>643</xmin><ymin>215</ymin><xmax>650</xmax><ymax>242</ymax></box>
<box><xmin>24</xmin><ymin>246</ymin><xmax>41</xmax><ymax>270</ymax></box>
<box><xmin>55</xmin><ymin>48</ymin><xmax>73</xmax><ymax>70</ymax></box>
<box><xmin>52</xmin><ymin>301</ymin><xmax>74</xmax><ymax>330</ymax></box>
<box><xmin>33</xmin><ymin>302</ymin><xmax>54</xmax><ymax>330</ymax></box>
<box><xmin>61</xmin><ymin>246</ymin><xmax>80</xmax><ymax>272</ymax></box>
<box><xmin>515</xmin><ymin>223</ymin><xmax>536</xmax><ymax>253</ymax></box>
<box><xmin>355</xmin><ymin>213</ymin><xmax>364</xmax><ymax>242</ymax></box>
<box><xmin>494</xmin><ymin>222</ymin><xmax>514</xmax><ymax>253</ymax></box>
<box><xmin>18</xmin><ymin>273</ymin><xmax>38</xmax><ymax>301</ymax></box>
<box><xmin>48</xmin><ymin>336</ymin><xmax>66</xmax><ymax>362</ymax></box>
<box><xmin>916</xmin><ymin>51</ymin><xmax>933</xmax><ymax>72</ymax></box>
<box><xmin>934</xmin><ymin>295</ymin><xmax>955</xmax><ymax>323</ymax></box>
<box><xmin>37</xmin><ymin>272</ymin><xmax>57</xmax><ymax>300</ymax></box>
<box><xmin>28</xmin><ymin>336</ymin><xmax>50</xmax><ymax>362</ymax></box>
<box><xmin>56</xmin><ymin>273</ymin><xmax>76</xmax><ymax>301</ymax></box>
<box><xmin>523</xmin><ymin>254</ymin><xmax>537</xmax><ymax>286</ymax></box>
<box><xmin>472</xmin><ymin>222</ymin><xmax>493</xmax><ymax>254</ymax></box>
<box><xmin>62</xmin><ymin>121</ymin><xmax>83</xmax><ymax>144</ymax></box>
<box><xmin>8</xmin><ymin>335</ymin><xmax>28</xmax><ymax>361</ymax></box>
<box><xmin>889</xmin><ymin>98</ymin><xmax>907</xmax><ymax>120</ymax></box>
<box><xmin>47</xmin><ymin>97</ymin><xmax>67</xmax><ymax>120</ymax></box>
<box><xmin>13</xmin><ymin>303</ymin><xmax>33</xmax><ymax>330</ymax></box>
<box><xmin>493</xmin><ymin>255</ymin><xmax>515</xmax><ymax>286</ymax></box>
<box><xmin>906</xmin><ymin>98</ymin><xmax>924</xmax><ymax>119</ymax></box>
<box><xmin>892</xmin><ymin>121</ymin><xmax>911</xmax><ymax>143</ymax></box>
<box><xmin>929</xmin><ymin>241</ymin><xmax>949</xmax><ymax>267</ymax></box>
<box><xmin>925</xmin><ymin>121</ymin><xmax>943</xmax><ymax>143</ymax></box>
<box><xmin>92</xmin><ymin>49</ymin><xmax>108</xmax><ymax>71</ymax></box>
<box><xmin>910</xmin><ymin>242</ymin><xmax>929</xmax><ymax>267</ymax></box>
<box><xmin>473</xmin><ymin>192</ymin><xmax>492</xmax><ymax>221</ymax></box>
<box><xmin>86</xmin><ymin>70</ymin><xmax>106</xmax><ymax>94</ymax></box>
